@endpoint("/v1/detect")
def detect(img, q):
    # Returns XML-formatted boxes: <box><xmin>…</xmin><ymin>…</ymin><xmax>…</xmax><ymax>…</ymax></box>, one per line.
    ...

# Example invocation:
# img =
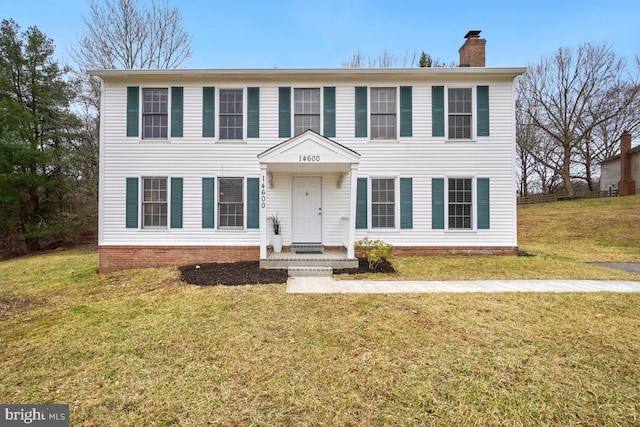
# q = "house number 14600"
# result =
<box><xmin>299</xmin><ymin>155</ymin><xmax>320</xmax><ymax>162</ymax></box>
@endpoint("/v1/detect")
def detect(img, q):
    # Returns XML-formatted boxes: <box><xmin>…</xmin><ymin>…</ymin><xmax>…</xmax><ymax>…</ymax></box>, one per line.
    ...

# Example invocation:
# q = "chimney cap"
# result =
<box><xmin>464</xmin><ymin>30</ymin><xmax>482</xmax><ymax>39</ymax></box>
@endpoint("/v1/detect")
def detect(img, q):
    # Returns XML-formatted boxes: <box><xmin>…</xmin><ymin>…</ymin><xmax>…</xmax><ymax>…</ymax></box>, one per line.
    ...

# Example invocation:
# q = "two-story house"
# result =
<box><xmin>92</xmin><ymin>31</ymin><xmax>525</xmax><ymax>273</ymax></box>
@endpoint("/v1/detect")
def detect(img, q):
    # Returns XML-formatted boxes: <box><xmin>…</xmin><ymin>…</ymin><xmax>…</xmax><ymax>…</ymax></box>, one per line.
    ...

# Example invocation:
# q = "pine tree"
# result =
<box><xmin>0</xmin><ymin>19</ymin><xmax>83</xmax><ymax>254</ymax></box>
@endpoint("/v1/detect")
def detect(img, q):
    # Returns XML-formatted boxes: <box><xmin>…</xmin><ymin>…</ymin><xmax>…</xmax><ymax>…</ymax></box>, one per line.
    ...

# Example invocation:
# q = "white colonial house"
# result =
<box><xmin>92</xmin><ymin>31</ymin><xmax>525</xmax><ymax>272</ymax></box>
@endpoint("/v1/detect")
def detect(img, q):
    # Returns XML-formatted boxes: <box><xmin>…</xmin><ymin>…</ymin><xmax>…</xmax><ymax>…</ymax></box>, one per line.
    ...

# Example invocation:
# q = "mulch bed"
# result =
<box><xmin>179</xmin><ymin>257</ymin><xmax>395</xmax><ymax>286</ymax></box>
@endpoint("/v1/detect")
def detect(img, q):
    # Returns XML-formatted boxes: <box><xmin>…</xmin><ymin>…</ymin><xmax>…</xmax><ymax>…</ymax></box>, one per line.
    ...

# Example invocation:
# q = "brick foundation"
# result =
<box><xmin>98</xmin><ymin>245</ymin><xmax>259</xmax><ymax>273</ymax></box>
<box><xmin>99</xmin><ymin>244</ymin><xmax>518</xmax><ymax>273</ymax></box>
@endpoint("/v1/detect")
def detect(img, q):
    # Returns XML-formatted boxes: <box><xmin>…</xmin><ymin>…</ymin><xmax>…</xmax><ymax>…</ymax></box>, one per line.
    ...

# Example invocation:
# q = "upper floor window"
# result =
<box><xmin>448</xmin><ymin>178</ymin><xmax>472</xmax><ymax>229</ymax></box>
<box><xmin>142</xmin><ymin>177</ymin><xmax>167</xmax><ymax>228</ymax></box>
<box><xmin>448</xmin><ymin>88</ymin><xmax>472</xmax><ymax>139</ymax></box>
<box><xmin>219</xmin><ymin>89</ymin><xmax>243</xmax><ymax>140</ymax></box>
<box><xmin>219</xmin><ymin>177</ymin><xmax>244</xmax><ymax>229</ymax></box>
<box><xmin>371</xmin><ymin>88</ymin><xmax>396</xmax><ymax>140</ymax></box>
<box><xmin>372</xmin><ymin>178</ymin><xmax>395</xmax><ymax>228</ymax></box>
<box><xmin>142</xmin><ymin>89</ymin><xmax>168</xmax><ymax>139</ymax></box>
<box><xmin>294</xmin><ymin>88</ymin><xmax>320</xmax><ymax>135</ymax></box>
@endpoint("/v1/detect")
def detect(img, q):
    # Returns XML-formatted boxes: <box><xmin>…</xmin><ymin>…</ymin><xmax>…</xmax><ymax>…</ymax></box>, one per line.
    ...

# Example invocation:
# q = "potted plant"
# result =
<box><xmin>270</xmin><ymin>214</ymin><xmax>283</xmax><ymax>253</ymax></box>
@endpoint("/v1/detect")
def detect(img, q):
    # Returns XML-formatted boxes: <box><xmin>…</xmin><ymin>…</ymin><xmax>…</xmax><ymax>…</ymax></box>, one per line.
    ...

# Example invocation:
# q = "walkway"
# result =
<box><xmin>286</xmin><ymin>277</ymin><xmax>640</xmax><ymax>294</ymax></box>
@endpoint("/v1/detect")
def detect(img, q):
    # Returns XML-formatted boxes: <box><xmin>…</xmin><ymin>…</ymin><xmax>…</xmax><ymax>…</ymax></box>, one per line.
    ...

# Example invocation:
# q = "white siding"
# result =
<box><xmin>99</xmin><ymin>74</ymin><xmax>519</xmax><ymax>249</ymax></box>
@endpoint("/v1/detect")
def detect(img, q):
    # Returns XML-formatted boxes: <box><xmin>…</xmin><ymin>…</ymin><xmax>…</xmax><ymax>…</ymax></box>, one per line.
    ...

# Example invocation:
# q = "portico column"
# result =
<box><xmin>347</xmin><ymin>164</ymin><xmax>358</xmax><ymax>259</ymax></box>
<box><xmin>259</xmin><ymin>164</ymin><xmax>268</xmax><ymax>259</ymax></box>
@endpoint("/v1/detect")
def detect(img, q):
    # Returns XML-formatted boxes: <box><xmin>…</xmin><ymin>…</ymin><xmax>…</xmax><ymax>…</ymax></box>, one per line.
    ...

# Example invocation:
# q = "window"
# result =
<box><xmin>372</xmin><ymin>178</ymin><xmax>395</xmax><ymax>228</ymax></box>
<box><xmin>220</xmin><ymin>89</ymin><xmax>243</xmax><ymax>140</ymax></box>
<box><xmin>142</xmin><ymin>177</ymin><xmax>167</xmax><ymax>227</ymax></box>
<box><xmin>448</xmin><ymin>178</ymin><xmax>472</xmax><ymax>229</ymax></box>
<box><xmin>142</xmin><ymin>89</ymin><xmax>168</xmax><ymax>139</ymax></box>
<box><xmin>448</xmin><ymin>88</ymin><xmax>472</xmax><ymax>139</ymax></box>
<box><xmin>294</xmin><ymin>88</ymin><xmax>320</xmax><ymax>135</ymax></box>
<box><xmin>219</xmin><ymin>178</ymin><xmax>243</xmax><ymax>228</ymax></box>
<box><xmin>371</xmin><ymin>88</ymin><xmax>396</xmax><ymax>139</ymax></box>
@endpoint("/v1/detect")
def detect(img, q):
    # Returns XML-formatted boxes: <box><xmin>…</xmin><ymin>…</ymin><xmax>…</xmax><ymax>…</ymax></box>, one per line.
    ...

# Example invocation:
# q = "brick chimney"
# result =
<box><xmin>618</xmin><ymin>131</ymin><xmax>636</xmax><ymax>196</ymax></box>
<box><xmin>459</xmin><ymin>30</ymin><xmax>486</xmax><ymax>67</ymax></box>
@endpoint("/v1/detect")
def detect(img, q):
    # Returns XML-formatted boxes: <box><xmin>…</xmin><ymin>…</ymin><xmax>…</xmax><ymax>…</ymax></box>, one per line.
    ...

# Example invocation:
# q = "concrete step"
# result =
<box><xmin>260</xmin><ymin>258</ymin><xmax>359</xmax><ymax>270</ymax></box>
<box><xmin>288</xmin><ymin>266</ymin><xmax>333</xmax><ymax>277</ymax></box>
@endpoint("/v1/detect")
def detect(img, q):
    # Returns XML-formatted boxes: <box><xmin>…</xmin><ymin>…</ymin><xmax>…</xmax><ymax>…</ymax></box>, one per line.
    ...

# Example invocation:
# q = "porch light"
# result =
<box><xmin>336</xmin><ymin>173</ymin><xmax>344</xmax><ymax>188</ymax></box>
<box><xmin>267</xmin><ymin>172</ymin><xmax>274</xmax><ymax>188</ymax></box>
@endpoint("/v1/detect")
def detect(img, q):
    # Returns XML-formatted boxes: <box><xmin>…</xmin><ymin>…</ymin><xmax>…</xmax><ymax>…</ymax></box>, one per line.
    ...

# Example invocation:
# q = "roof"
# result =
<box><xmin>601</xmin><ymin>145</ymin><xmax>640</xmax><ymax>164</ymax></box>
<box><xmin>88</xmin><ymin>67</ymin><xmax>526</xmax><ymax>83</ymax></box>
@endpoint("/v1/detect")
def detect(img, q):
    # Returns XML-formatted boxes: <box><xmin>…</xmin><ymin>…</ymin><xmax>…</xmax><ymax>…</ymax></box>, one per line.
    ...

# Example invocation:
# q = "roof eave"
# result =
<box><xmin>88</xmin><ymin>67</ymin><xmax>527</xmax><ymax>81</ymax></box>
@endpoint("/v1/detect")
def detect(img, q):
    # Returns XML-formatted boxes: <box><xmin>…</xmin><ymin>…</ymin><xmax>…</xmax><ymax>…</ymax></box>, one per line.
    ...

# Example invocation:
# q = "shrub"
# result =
<box><xmin>354</xmin><ymin>237</ymin><xmax>392</xmax><ymax>271</ymax></box>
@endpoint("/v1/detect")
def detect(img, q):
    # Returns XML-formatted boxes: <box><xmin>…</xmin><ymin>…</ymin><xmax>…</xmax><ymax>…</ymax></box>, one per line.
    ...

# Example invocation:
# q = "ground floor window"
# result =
<box><xmin>142</xmin><ymin>177</ymin><xmax>167</xmax><ymax>227</ymax></box>
<box><xmin>372</xmin><ymin>178</ymin><xmax>395</xmax><ymax>228</ymax></box>
<box><xmin>448</xmin><ymin>178</ymin><xmax>472</xmax><ymax>229</ymax></box>
<box><xmin>219</xmin><ymin>177</ymin><xmax>244</xmax><ymax>228</ymax></box>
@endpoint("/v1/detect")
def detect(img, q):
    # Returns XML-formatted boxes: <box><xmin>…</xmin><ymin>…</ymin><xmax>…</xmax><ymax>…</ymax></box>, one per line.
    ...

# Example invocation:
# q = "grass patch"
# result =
<box><xmin>335</xmin><ymin>195</ymin><xmax>640</xmax><ymax>281</ymax></box>
<box><xmin>1</xmin><ymin>197</ymin><xmax>639</xmax><ymax>425</ymax></box>
<box><xmin>518</xmin><ymin>195</ymin><xmax>640</xmax><ymax>262</ymax></box>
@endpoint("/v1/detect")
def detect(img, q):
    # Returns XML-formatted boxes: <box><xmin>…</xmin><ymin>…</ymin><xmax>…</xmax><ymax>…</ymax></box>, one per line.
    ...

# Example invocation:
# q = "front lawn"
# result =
<box><xmin>1</xmin><ymin>249</ymin><xmax>639</xmax><ymax>426</ymax></box>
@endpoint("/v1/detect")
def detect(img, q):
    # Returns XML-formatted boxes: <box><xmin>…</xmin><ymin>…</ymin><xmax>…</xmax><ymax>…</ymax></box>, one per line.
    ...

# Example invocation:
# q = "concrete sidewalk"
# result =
<box><xmin>286</xmin><ymin>276</ymin><xmax>640</xmax><ymax>294</ymax></box>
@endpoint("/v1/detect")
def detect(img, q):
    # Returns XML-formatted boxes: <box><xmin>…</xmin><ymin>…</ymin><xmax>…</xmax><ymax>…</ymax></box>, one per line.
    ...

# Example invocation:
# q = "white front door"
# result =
<box><xmin>292</xmin><ymin>177</ymin><xmax>322</xmax><ymax>243</ymax></box>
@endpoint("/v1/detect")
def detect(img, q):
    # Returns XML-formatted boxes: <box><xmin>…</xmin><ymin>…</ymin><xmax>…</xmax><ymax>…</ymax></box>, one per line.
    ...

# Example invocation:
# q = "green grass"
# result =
<box><xmin>1</xmin><ymin>196</ymin><xmax>639</xmax><ymax>426</ymax></box>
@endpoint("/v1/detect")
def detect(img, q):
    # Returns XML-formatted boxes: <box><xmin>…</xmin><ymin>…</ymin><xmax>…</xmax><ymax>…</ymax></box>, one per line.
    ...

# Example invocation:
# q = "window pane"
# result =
<box><xmin>294</xmin><ymin>88</ymin><xmax>320</xmax><ymax>135</ymax></box>
<box><xmin>143</xmin><ymin>89</ymin><xmax>168</xmax><ymax>113</ymax></box>
<box><xmin>448</xmin><ymin>178</ymin><xmax>472</xmax><ymax>229</ymax></box>
<box><xmin>144</xmin><ymin>114</ymin><xmax>168</xmax><ymax>139</ymax></box>
<box><xmin>448</xmin><ymin>115</ymin><xmax>471</xmax><ymax>139</ymax></box>
<box><xmin>371</xmin><ymin>88</ymin><xmax>396</xmax><ymax>140</ymax></box>
<box><xmin>220</xmin><ymin>89</ymin><xmax>243</xmax><ymax>140</ymax></box>
<box><xmin>219</xmin><ymin>178</ymin><xmax>244</xmax><ymax>228</ymax></box>
<box><xmin>220</xmin><ymin>115</ymin><xmax>243</xmax><ymax>140</ymax></box>
<box><xmin>372</xmin><ymin>178</ymin><xmax>395</xmax><ymax>228</ymax></box>
<box><xmin>371</xmin><ymin>88</ymin><xmax>396</xmax><ymax>113</ymax></box>
<box><xmin>294</xmin><ymin>115</ymin><xmax>320</xmax><ymax>135</ymax></box>
<box><xmin>371</xmin><ymin>114</ymin><xmax>396</xmax><ymax>139</ymax></box>
<box><xmin>142</xmin><ymin>89</ymin><xmax>168</xmax><ymax>139</ymax></box>
<box><xmin>295</xmin><ymin>88</ymin><xmax>320</xmax><ymax>114</ymax></box>
<box><xmin>142</xmin><ymin>177</ymin><xmax>167</xmax><ymax>228</ymax></box>
<box><xmin>448</xmin><ymin>88</ymin><xmax>472</xmax><ymax>140</ymax></box>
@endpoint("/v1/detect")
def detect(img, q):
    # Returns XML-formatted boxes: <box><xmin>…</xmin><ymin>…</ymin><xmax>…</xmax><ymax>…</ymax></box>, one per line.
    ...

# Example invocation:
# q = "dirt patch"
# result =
<box><xmin>0</xmin><ymin>294</ymin><xmax>34</xmax><ymax>320</ymax></box>
<box><xmin>179</xmin><ymin>261</ymin><xmax>288</xmax><ymax>286</ymax></box>
<box><xmin>179</xmin><ymin>258</ymin><xmax>395</xmax><ymax>286</ymax></box>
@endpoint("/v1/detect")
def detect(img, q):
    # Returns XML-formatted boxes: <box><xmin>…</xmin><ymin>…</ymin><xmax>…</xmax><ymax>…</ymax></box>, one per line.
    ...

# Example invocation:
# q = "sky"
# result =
<box><xmin>1</xmin><ymin>0</ymin><xmax>639</xmax><ymax>69</ymax></box>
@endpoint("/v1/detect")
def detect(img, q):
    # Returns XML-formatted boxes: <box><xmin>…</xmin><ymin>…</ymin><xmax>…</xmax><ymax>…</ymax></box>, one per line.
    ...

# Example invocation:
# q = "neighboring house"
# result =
<box><xmin>600</xmin><ymin>131</ymin><xmax>639</xmax><ymax>196</ymax></box>
<box><xmin>92</xmin><ymin>31</ymin><xmax>525</xmax><ymax>273</ymax></box>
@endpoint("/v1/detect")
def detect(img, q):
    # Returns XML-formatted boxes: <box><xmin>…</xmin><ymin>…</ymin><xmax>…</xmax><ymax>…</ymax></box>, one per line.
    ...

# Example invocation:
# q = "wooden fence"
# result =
<box><xmin>517</xmin><ymin>190</ymin><xmax>619</xmax><ymax>205</ymax></box>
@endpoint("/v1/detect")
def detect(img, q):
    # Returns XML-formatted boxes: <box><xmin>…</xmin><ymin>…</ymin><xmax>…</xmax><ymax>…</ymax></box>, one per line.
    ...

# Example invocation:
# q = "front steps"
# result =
<box><xmin>260</xmin><ymin>245</ymin><xmax>359</xmax><ymax>270</ymax></box>
<box><xmin>287</xmin><ymin>266</ymin><xmax>333</xmax><ymax>277</ymax></box>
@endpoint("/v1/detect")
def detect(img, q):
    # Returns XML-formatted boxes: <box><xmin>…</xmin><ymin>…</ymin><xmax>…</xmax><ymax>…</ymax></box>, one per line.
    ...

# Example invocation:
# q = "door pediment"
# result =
<box><xmin>258</xmin><ymin>130</ymin><xmax>360</xmax><ymax>172</ymax></box>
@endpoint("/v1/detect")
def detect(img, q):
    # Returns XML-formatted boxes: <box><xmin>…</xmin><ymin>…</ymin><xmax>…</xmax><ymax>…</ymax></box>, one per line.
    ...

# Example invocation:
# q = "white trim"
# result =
<box><xmin>259</xmin><ymin>166</ymin><xmax>268</xmax><ymax>259</ymax></box>
<box><xmin>90</xmin><ymin>67</ymin><xmax>526</xmax><ymax>79</ymax></box>
<box><xmin>347</xmin><ymin>165</ymin><xmax>358</xmax><ymax>258</ymax></box>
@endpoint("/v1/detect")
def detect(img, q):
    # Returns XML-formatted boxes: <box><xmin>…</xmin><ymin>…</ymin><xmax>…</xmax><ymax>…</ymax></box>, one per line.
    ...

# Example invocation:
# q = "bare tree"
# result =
<box><xmin>515</xmin><ymin>97</ymin><xmax>538</xmax><ymax>196</ymax></box>
<box><xmin>73</xmin><ymin>0</ymin><xmax>192</xmax><ymax>70</ymax></box>
<box><xmin>66</xmin><ymin>0</ymin><xmax>193</xmax><ymax>244</ymax></box>
<box><xmin>518</xmin><ymin>43</ymin><xmax>640</xmax><ymax>196</ymax></box>
<box><xmin>342</xmin><ymin>49</ymin><xmax>452</xmax><ymax>68</ymax></box>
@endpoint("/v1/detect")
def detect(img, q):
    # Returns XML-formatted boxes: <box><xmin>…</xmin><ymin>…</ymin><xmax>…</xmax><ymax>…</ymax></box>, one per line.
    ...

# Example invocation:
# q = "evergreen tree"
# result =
<box><xmin>419</xmin><ymin>51</ymin><xmax>431</xmax><ymax>67</ymax></box>
<box><xmin>0</xmin><ymin>19</ymin><xmax>83</xmax><ymax>254</ymax></box>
